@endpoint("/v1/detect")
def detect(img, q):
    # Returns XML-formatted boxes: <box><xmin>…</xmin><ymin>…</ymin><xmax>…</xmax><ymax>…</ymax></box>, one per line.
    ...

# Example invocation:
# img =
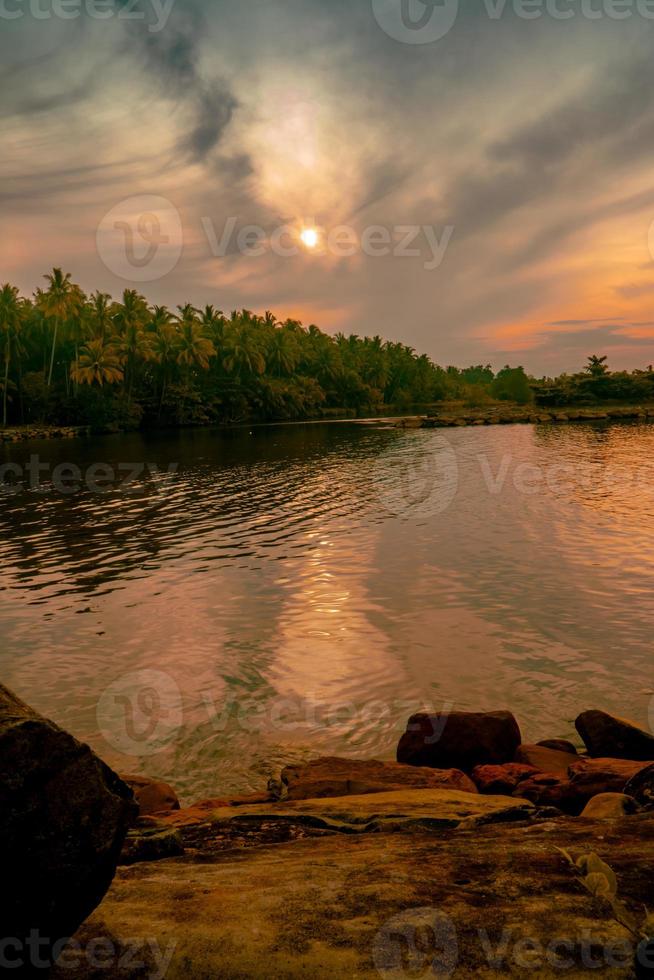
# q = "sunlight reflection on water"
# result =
<box><xmin>1</xmin><ymin>420</ymin><xmax>653</xmax><ymax>801</ymax></box>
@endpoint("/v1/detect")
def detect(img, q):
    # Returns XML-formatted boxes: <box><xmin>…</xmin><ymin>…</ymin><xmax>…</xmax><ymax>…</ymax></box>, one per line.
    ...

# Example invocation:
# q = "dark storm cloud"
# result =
<box><xmin>118</xmin><ymin>0</ymin><xmax>238</xmax><ymax>161</ymax></box>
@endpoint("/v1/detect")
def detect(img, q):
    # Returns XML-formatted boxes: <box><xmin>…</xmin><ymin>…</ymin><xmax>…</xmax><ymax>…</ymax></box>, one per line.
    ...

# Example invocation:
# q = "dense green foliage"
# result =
<box><xmin>0</xmin><ymin>270</ymin><xmax>653</xmax><ymax>429</ymax></box>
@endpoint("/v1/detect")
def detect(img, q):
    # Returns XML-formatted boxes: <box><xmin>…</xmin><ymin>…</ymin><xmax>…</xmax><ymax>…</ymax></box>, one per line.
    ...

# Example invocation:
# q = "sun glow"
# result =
<box><xmin>300</xmin><ymin>228</ymin><xmax>319</xmax><ymax>249</ymax></box>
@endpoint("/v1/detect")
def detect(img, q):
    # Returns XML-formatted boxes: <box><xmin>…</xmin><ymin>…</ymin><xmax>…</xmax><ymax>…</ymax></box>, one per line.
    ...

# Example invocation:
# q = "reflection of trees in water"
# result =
<box><xmin>0</xmin><ymin>424</ymin><xmax>396</xmax><ymax>599</ymax></box>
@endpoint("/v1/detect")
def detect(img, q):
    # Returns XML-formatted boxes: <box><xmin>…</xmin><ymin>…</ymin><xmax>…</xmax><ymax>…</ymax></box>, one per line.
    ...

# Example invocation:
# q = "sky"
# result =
<box><xmin>3</xmin><ymin>0</ymin><xmax>654</xmax><ymax>374</ymax></box>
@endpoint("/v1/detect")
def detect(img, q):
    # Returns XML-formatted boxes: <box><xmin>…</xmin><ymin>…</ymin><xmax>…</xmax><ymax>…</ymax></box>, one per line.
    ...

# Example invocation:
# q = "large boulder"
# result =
<box><xmin>624</xmin><ymin>763</ymin><xmax>654</xmax><ymax>809</ymax></box>
<box><xmin>397</xmin><ymin>710</ymin><xmax>521</xmax><ymax>772</ymax></box>
<box><xmin>575</xmin><ymin>710</ymin><xmax>654</xmax><ymax>761</ymax></box>
<box><xmin>281</xmin><ymin>756</ymin><xmax>477</xmax><ymax>800</ymax></box>
<box><xmin>120</xmin><ymin>774</ymin><xmax>180</xmax><ymax>816</ymax></box>
<box><xmin>0</xmin><ymin>683</ymin><xmax>136</xmax><ymax>967</ymax></box>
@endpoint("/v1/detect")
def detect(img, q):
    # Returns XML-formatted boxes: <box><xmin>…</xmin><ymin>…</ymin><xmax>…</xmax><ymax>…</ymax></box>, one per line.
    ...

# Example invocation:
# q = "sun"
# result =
<box><xmin>300</xmin><ymin>228</ymin><xmax>319</xmax><ymax>249</ymax></box>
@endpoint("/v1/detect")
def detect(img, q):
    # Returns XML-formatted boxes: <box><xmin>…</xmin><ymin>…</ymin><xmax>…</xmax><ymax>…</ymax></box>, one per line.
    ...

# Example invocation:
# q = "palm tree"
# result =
<box><xmin>586</xmin><ymin>355</ymin><xmax>609</xmax><ymax>378</ymax></box>
<box><xmin>176</xmin><ymin>306</ymin><xmax>215</xmax><ymax>372</ymax></box>
<box><xmin>149</xmin><ymin>308</ymin><xmax>177</xmax><ymax>419</ymax></box>
<box><xmin>0</xmin><ymin>284</ymin><xmax>22</xmax><ymax>426</ymax></box>
<box><xmin>87</xmin><ymin>291</ymin><xmax>114</xmax><ymax>343</ymax></box>
<box><xmin>37</xmin><ymin>268</ymin><xmax>81</xmax><ymax>387</ymax></box>
<box><xmin>223</xmin><ymin>318</ymin><xmax>265</xmax><ymax>378</ymax></box>
<box><xmin>114</xmin><ymin>290</ymin><xmax>152</xmax><ymax>404</ymax></box>
<box><xmin>71</xmin><ymin>340</ymin><xmax>124</xmax><ymax>387</ymax></box>
<box><xmin>266</xmin><ymin>328</ymin><xmax>299</xmax><ymax>377</ymax></box>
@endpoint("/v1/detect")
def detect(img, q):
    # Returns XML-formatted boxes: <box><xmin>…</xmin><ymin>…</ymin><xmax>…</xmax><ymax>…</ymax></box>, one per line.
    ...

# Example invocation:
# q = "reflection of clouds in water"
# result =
<box><xmin>2</xmin><ymin>422</ymin><xmax>654</xmax><ymax>796</ymax></box>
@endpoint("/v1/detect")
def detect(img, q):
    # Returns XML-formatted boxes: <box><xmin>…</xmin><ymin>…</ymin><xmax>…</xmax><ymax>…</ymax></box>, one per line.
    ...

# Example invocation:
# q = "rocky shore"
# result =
<box><xmin>2</xmin><ymin>686</ymin><xmax>654</xmax><ymax>977</ymax></box>
<box><xmin>0</xmin><ymin>425</ymin><xmax>91</xmax><ymax>442</ymax></box>
<box><xmin>393</xmin><ymin>405</ymin><xmax>654</xmax><ymax>429</ymax></box>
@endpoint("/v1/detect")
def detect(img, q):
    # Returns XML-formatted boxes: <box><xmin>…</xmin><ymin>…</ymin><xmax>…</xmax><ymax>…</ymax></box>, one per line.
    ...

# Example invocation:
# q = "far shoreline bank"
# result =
<box><xmin>3</xmin><ymin>402</ymin><xmax>654</xmax><ymax>443</ymax></box>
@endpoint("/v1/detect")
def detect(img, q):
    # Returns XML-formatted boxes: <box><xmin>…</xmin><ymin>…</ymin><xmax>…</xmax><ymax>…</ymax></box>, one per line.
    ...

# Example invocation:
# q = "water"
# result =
<box><xmin>1</xmin><ymin>420</ymin><xmax>653</xmax><ymax>803</ymax></box>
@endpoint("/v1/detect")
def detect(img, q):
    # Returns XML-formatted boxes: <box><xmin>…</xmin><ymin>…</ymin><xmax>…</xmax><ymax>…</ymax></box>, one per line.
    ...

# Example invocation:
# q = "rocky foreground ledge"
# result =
<box><xmin>3</xmin><ymin>688</ymin><xmax>654</xmax><ymax>978</ymax></box>
<box><xmin>73</xmin><ymin>711</ymin><xmax>654</xmax><ymax>977</ymax></box>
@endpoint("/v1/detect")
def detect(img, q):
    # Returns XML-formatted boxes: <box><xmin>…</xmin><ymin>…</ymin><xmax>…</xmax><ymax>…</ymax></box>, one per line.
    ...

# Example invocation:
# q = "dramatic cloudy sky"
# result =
<box><xmin>3</xmin><ymin>0</ymin><xmax>654</xmax><ymax>372</ymax></box>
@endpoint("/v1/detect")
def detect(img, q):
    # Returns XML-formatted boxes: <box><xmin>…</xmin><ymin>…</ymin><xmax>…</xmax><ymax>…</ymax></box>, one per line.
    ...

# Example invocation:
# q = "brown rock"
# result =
<box><xmin>537</xmin><ymin>739</ymin><xmax>578</xmax><ymax>755</ymax></box>
<box><xmin>568</xmin><ymin>757</ymin><xmax>652</xmax><ymax>799</ymax></box>
<box><xmin>120</xmin><ymin>774</ymin><xmax>180</xmax><ymax>816</ymax></box>
<box><xmin>68</xmin><ymin>812</ymin><xmax>654</xmax><ymax>978</ymax></box>
<box><xmin>0</xmin><ymin>683</ymin><xmax>136</xmax><ymax>966</ymax></box>
<box><xmin>580</xmin><ymin>793</ymin><xmax>636</xmax><ymax>819</ymax></box>
<box><xmin>281</xmin><ymin>756</ymin><xmax>477</xmax><ymax>800</ymax></box>
<box><xmin>512</xmin><ymin>773</ymin><xmax>575</xmax><ymax>811</ymax></box>
<box><xmin>120</xmin><ymin>825</ymin><xmax>185</xmax><ymax>865</ymax></box>
<box><xmin>624</xmin><ymin>763</ymin><xmax>654</xmax><ymax>809</ymax></box>
<box><xmin>472</xmin><ymin>763</ymin><xmax>538</xmax><ymax>795</ymax></box>
<box><xmin>575</xmin><ymin>710</ymin><xmax>654</xmax><ymax>761</ymax></box>
<box><xmin>515</xmin><ymin>744</ymin><xmax>577</xmax><ymax>774</ymax></box>
<box><xmin>162</xmin><ymin>792</ymin><xmax>274</xmax><ymax>828</ymax></box>
<box><xmin>515</xmin><ymin>758</ymin><xmax>653</xmax><ymax>814</ymax></box>
<box><xmin>397</xmin><ymin>710</ymin><xmax>521</xmax><ymax>772</ymax></box>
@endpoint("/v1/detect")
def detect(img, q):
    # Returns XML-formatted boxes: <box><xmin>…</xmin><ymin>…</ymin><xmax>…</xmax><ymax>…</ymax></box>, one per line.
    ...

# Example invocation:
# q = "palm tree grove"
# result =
<box><xmin>0</xmin><ymin>270</ymin><xmax>653</xmax><ymax>431</ymax></box>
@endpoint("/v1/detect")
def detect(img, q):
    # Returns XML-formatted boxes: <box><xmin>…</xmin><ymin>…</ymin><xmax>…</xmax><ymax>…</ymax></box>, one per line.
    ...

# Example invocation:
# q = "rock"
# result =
<box><xmin>120</xmin><ymin>774</ymin><xmax>180</xmax><ymax>816</ymax></box>
<box><xmin>120</xmin><ymin>824</ymin><xmax>184</xmax><ymax>865</ymax></box>
<box><xmin>515</xmin><ymin>758</ymin><xmax>653</xmax><ymax>814</ymax></box>
<box><xmin>66</xmin><ymin>810</ymin><xmax>654</xmax><ymax>978</ymax></box>
<box><xmin>537</xmin><ymin>739</ymin><xmax>578</xmax><ymax>755</ymax></box>
<box><xmin>568</xmin><ymin>757</ymin><xmax>651</xmax><ymax>803</ymax></box>
<box><xmin>166</xmin><ymin>788</ymin><xmax>533</xmax><ymax>834</ymax></box>
<box><xmin>0</xmin><ymin>683</ymin><xmax>136</xmax><ymax>965</ymax></box>
<box><xmin>576</xmin><ymin>709</ymin><xmax>654</xmax><ymax>761</ymax></box>
<box><xmin>472</xmin><ymin>762</ymin><xmax>538</xmax><ymax>795</ymax></box>
<box><xmin>580</xmin><ymin>793</ymin><xmax>636</xmax><ymax>819</ymax></box>
<box><xmin>161</xmin><ymin>792</ymin><xmax>275</xmax><ymax>828</ymax></box>
<box><xmin>514</xmin><ymin>743</ymin><xmax>577</xmax><ymax>774</ymax></box>
<box><xmin>280</xmin><ymin>756</ymin><xmax>477</xmax><ymax>801</ymax></box>
<box><xmin>624</xmin><ymin>763</ymin><xmax>654</xmax><ymax>809</ymax></box>
<box><xmin>397</xmin><ymin>710</ymin><xmax>521</xmax><ymax>772</ymax></box>
<box><xmin>512</xmin><ymin>773</ymin><xmax>575</xmax><ymax>811</ymax></box>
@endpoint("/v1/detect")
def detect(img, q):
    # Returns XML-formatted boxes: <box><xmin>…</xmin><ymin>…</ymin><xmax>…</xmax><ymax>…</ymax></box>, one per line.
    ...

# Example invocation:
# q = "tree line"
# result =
<box><xmin>0</xmin><ymin>270</ymin><xmax>652</xmax><ymax>429</ymax></box>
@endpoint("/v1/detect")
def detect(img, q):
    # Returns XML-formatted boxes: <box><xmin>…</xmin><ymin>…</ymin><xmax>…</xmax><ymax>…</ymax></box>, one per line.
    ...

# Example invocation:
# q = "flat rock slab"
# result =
<box><xmin>61</xmin><ymin>814</ymin><xmax>654</xmax><ymax>978</ymax></box>
<box><xmin>165</xmin><ymin>788</ymin><xmax>534</xmax><ymax>834</ymax></box>
<box><xmin>281</xmin><ymin>756</ymin><xmax>477</xmax><ymax>800</ymax></box>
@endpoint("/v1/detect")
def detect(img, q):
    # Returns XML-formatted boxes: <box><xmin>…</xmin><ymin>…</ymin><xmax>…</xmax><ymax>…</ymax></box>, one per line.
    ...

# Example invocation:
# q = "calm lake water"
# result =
<box><xmin>1</xmin><ymin>420</ymin><xmax>653</xmax><ymax>803</ymax></box>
